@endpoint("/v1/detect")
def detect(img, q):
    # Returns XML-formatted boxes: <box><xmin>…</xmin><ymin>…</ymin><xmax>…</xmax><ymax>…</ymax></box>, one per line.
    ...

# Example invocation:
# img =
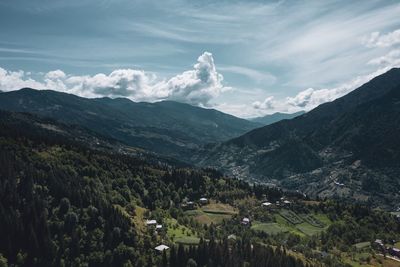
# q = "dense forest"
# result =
<box><xmin>0</xmin><ymin>111</ymin><xmax>399</xmax><ymax>267</ymax></box>
<box><xmin>0</xmin><ymin>111</ymin><xmax>299</xmax><ymax>266</ymax></box>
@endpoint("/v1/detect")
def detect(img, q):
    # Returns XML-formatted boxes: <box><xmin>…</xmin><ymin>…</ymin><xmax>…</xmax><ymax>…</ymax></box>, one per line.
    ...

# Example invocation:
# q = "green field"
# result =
<box><xmin>354</xmin><ymin>241</ymin><xmax>371</xmax><ymax>249</ymax></box>
<box><xmin>166</xmin><ymin>218</ymin><xmax>200</xmax><ymax>245</ymax></box>
<box><xmin>272</xmin><ymin>211</ymin><xmax>332</xmax><ymax>237</ymax></box>
<box><xmin>251</xmin><ymin>222</ymin><xmax>290</xmax><ymax>234</ymax></box>
<box><xmin>296</xmin><ymin>222</ymin><xmax>325</xmax><ymax>236</ymax></box>
<box><xmin>279</xmin><ymin>209</ymin><xmax>303</xmax><ymax>224</ymax></box>
<box><xmin>185</xmin><ymin>203</ymin><xmax>237</xmax><ymax>225</ymax></box>
<box><xmin>301</xmin><ymin>214</ymin><xmax>325</xmax><ymax>228</ymax></box>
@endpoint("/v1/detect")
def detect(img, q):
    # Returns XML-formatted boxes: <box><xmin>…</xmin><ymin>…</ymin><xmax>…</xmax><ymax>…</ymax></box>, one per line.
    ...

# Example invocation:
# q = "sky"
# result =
<box><xmin>1</xmin><ymin>0</ymin><xmax>400</xmax><ymax>118</ymax></box>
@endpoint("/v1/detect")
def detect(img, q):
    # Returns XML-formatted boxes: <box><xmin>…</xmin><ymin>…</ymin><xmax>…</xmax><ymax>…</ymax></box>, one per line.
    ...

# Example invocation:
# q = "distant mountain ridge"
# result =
<box><xmin>199</xmin><ymin>68</ymin><xmax>400</xmax><ymax>207</ymax></box>
<box><xmin>250</xmin><ymin>111</ymin><xmax>305</xmax><ymax>125</ymax></box>
<box><xmin>0</xmin><ymin>88</ymin><xmax>262</xmax><ymax>159</ymax></box>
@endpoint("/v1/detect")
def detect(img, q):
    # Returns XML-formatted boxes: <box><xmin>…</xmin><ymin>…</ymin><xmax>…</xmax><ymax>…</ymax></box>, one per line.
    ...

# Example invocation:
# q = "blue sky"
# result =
<box><xmin>1</xmin><ymin>0</ymin><xmax>400</xmax><ymax>117</ymax></box>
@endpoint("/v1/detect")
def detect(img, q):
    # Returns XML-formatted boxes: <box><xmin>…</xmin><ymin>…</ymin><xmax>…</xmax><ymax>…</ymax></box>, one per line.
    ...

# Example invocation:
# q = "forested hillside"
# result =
<box><xmin>0</xmin><ymin>111</ymin><xmax>303</xmax><ymax>267</ymax></box>
<box><xmin>0</xmin><ymin>88</ymin><xmax>261</xmax><ymax>159</ymax></box>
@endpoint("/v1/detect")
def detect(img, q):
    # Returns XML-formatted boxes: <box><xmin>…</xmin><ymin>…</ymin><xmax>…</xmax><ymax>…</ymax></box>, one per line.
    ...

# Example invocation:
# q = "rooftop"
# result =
<box><xmin>155</xmin><ymin>244</ymin><xmax>169</xmax><ymax>251</ymax></box>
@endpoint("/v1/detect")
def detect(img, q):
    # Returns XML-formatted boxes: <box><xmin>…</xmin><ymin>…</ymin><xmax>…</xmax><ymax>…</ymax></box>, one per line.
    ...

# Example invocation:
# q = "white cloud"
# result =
<box><xmin>0</xmin><ymin>67</ymin><xmax>43</xmax><ymax>90</ymax></box>
<box><xmin>285</xmin><ymin>66</ymin><xmax>398</xmax><ymax>111</ymax></box>
<box><xmin>158</xmin><ymin>52</ymin><xmax>228</xmax><ymax>106</ymax></box>
<box><xmin>45</xmin><ymin>69</ymin><xmax>66</xmax><ymax>80</ymax></box>
<box><xmin>252</xmin><ymin>96</ymin><xmax>275</xmax><ymax>110</ymax></box>
<box><xmin>0</xmin><ymin>52</ymin><xmax>228</xmax><ymax>106</ymax></box>
<box><xmin>368</xmin><ymin>49</ymin><xmax>400</xmax><ymax>66</ymax></box>
<box><xmin>363</xmin><ymin>29</ymin><xmax>400</xmax><ymax>48</ymax></box>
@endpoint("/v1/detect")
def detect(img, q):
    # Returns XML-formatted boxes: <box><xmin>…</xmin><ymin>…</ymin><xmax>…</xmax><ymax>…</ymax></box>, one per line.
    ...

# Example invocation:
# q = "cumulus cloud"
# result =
<box><xmin>158</xmin><ymin>52</ymin><xmax>227</xmax><ymax>106</ymax></box>
<box><xmin>368</xmin><ymin>49</ymin><xmax>400</xmax><ymax>66</ymax></box>
<box><xmin>252</xmin><ymin>96</ymin><xmax>275</xmax><ymax>110</ymax></box>
<box><xmin>363</xmin><ymin>29</ymin><xmax>400</xmax><ymax>48</ymax></box>
<box><xmin>0</xmin><ymin>67</ymin><xmax>44</xmax><ymax>90</ymax></box>
<box><xmin>45</xmin><ymin>69</ymin><xmax>66</xmax><ymax>80</ymax></box>
<box><xmin>285</xmin><ymin>66</ymin><xmax>397</xmax><ymax>110</ymax></box>
<box><xmin>0</xmin><ymin>52</ymin><xmax>227</xmax><ymax>106</ymax></box>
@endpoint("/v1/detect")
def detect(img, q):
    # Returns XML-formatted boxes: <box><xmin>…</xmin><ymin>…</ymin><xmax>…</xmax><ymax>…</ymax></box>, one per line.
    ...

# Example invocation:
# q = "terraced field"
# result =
<box><xmin>261</xmin><ymin>210</ymin><xmax>333</xmax><ymax>237</ymax></box>
<box><xmin>279</xmin><ymin>209</ymin><xmax>303</xmax><ymax>224</ymax></box>
<box><xmin>251</xmin><ymin>222</ymin><xmax>290</xmax><ymax>235</ymax></box>
<box><xmin>185</xmin><ymin>203</ymin><xmax>238</xmax><ymax>225</ymax></box>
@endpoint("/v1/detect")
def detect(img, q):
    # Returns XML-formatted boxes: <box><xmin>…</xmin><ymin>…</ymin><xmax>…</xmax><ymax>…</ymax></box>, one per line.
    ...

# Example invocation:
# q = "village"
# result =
<box><xmin>138</xmin><ymin>192</ymin><xmax>400</xmax><ymax>266</ymax></box>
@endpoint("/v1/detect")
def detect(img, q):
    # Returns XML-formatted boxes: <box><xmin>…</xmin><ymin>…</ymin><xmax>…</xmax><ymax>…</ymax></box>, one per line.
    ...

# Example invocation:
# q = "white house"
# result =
<box><xmin>146</xmin><ymin>219</ymin><xmax>157</xmax><ymax>226</ymax></box>
<box><xmin>199</xmin><ymin>197</ymin><xmax>208</xmax><ymax>204</ymax></box>
<box><xmin>155</xmin><ymin>244</ymin><xmax>169</xmax><ymax>252</ymax></box>
<box><xmin>283</xmin><ymin>200</ymin><xmax>291</xmax><ymax>205</ymax></box>
<box><xmin>262</xmin><ymin>202</ymin><xmax>272</xmax><ymax>207</ymax></box>
<box><xmin>156</xmin><ymin>224</ymin><xmax>163</xmax><ymax>230</ymax></box>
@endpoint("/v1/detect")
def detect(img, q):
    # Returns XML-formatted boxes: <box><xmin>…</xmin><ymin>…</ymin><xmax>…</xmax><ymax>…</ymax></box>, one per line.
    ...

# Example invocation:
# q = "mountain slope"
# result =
<box><xmin>200</xmin><ymin>68</ymin><xmax>400</xmax><ymax>207</ymax></box>
<box><xmin>0</xmin><ymin>88</ymin><xmax>261</xmax><ymax>159</ymax></box>
<box><xmin>250</xmin><ymin>111</ymin><xmax>305</xmax><ymax>125</ymax></box>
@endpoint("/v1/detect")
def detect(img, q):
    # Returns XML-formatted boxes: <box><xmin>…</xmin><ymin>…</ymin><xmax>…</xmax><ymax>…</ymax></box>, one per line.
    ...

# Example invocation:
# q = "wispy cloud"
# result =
<box><xmin>218</xmin><ymin>66</ymin><xmax>276</xmax><ymax>84</ymax></box>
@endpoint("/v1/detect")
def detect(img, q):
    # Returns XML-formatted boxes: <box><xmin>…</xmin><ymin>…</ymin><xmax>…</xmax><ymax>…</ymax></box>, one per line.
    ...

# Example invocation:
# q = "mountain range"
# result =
<box><xmin>0</xmin><ymin>88</ymin><xmax>261</xmax><ymax>159</ymax></box>
<box><xmin>1</xmin><ymin>69</ymin><xmax>400</xmax><ymax>207</ymax></box>
<box><xmin>199</xmin><ymin>68</ymin><xmax>400</xmax><ymax>207</ymax></box>
<box><xmin>249</xmin><ymin>111</ymin><xmax>305</xmax><ymax>125</ymax></box>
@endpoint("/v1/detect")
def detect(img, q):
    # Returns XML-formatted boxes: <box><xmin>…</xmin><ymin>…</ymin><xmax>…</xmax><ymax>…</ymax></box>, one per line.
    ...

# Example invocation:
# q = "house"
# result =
<box><xmin>262</xmin><ymin>202</ymin><xmax>272</xmax><ymax>207</ymax></box>
<box><xmin>242</xmin><ymin>217</ymin><xmax>250</xmax><ymax>225</ymax></box>
<box><xmin>283</xmin><ymin>200</ymin><xmax>292</xmax><ymax>206</ymax></box>
<box><xmin>146</xmin><ymin>219</ymin><xmax>157</xmax><ymax>226</ymax></box>
<box><xmin>334</xmin><ymin>180</ymin><xmax>345</xmax><ymax>186</ymax></box>
<box><xmin>155</xmin><ymin>244</ymin><xmax>169</xmax><ymax>252</ymax></box>
<box><xmin>199</xmin><ymin>197</ymin><xmax>208</xmax><ymax>205</ymax></box>
<box><xmin>156</xmin><ymin>224</ymin><xmax>163</xmax><ymax>230</ymax></box>
<box><xmin>182</xmin><ymin>201</ymin><xmax>195</xmax><ymax>210</ymax></box>
<box><xmin>373</xmin><ymin>239</ymin><xmax>385</xmax><ymax>252</ymax></box>
<box><xmin>389</xmin><ymin>247</ymin><xmax>400</xmax><ymax>258</ymax></box>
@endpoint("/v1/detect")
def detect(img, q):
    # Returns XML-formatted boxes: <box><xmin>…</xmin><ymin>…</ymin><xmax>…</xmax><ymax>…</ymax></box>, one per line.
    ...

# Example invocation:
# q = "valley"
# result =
<box><xmin>0</xmin><ymin>68</ymin><xmax>400</xmax><ymax>267</ymax></box>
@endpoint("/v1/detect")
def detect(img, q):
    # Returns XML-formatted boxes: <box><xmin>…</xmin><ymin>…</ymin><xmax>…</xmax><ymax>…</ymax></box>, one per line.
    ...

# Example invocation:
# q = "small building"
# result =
<box><xmin>389</xmin><ymin>247</ymin><xmax>400</xmax><ymax>258</ymax></box>
<box><xmin>146</xmin><ymin>219</ymin><xmax>157</xmax><ymax>226</ymax></box>
<box><xmin>373</xmin><ymin>239</ymin><xmax>385</xmax><ymax>252</ymax></box>
<box><xmin>262</xmin><ymin>202</ymin><xmax>272</xmax><ymax>207</ymax></box>
<box><xmin>199</xmin><ymin>197</ymin><xmax>208</xmax><ymax>204</ymax></box>
<box><xmin>283</xmin><ymin>200</ymin><xmax>292</xmax><ymax>206</ymax></box>
<box><xmin>156</xmin><ymin>224</ymin><xmax>163</xmax><ymax>230</ymax></box>
<box><xmin>242</xmin><ymin>217</ymin><xmax>250</xmax><ymax>225</ymax></box>
<box><xmin>334</xmin><ymin>180</ymin><xmax>345</xmax><ymax>186</ymax></box>
<box><xmin>155</xmin><ymin>244</ymin><xmax>169</xmax><ymax>252</ymax></box>
<box><xmin>182</xmin><ymin>201</ymin><xmax>195</xmax><ymax>210</ymax></box>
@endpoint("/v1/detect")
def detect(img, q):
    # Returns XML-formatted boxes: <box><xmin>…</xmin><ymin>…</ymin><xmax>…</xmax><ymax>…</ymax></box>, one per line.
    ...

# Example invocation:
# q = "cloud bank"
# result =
<box><xmin>363</xmin><ymin>29</ymin><xmax>400</xmax><ymax>48</ymax></box>
<box><xmin>0</xmin><ymin>52</ymin><xmax>226</xmax><ymax>106</ymax></box>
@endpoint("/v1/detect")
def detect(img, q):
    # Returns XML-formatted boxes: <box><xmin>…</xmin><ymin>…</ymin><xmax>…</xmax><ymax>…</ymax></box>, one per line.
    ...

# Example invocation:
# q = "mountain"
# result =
<box><xmin>199</xmin><ymin>68</ymin><xmax>400</xmax><ymax>207</ymax></box>
<box><xmin>250</xmin><ymin>111</ymin><xmax>305</xmax><ymax>125</ymax></box>
<box><xmin>0</xmin><ymin>88</ymin><xmax>261</xmax><ymax>159</ymax></box>
<box><xmin>0</xmin><ymin>109</ymin><xmax>311</xmax><ymax>267</ymax></box>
